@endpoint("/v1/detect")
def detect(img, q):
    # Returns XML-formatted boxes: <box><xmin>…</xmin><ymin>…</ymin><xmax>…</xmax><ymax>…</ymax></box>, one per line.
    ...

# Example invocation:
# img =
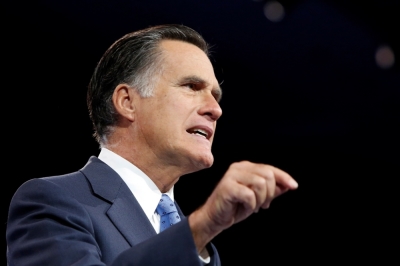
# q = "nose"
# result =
<box><xmin>198</xmin><ymin>93</ymin><xmax>223</xmax><ymax>121</ymax></box>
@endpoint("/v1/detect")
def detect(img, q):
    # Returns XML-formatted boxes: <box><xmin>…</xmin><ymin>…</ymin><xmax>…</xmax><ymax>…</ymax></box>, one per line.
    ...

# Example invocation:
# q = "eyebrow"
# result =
<box><xmin>179</xmin><ymin>75</ymin><xmax>223</xmax><ymax>102</ymax></box>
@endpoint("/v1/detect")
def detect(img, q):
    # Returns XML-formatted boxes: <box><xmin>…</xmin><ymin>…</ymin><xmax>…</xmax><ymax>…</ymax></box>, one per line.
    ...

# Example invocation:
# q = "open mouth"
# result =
<box><xmin>187</xmin><ymin>128</ymin><xmax>209</xmax><ymax>139</ymax></box>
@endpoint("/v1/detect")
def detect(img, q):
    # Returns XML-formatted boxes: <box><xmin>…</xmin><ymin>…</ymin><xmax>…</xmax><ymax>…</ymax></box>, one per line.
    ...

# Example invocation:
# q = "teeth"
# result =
<box><xmin>193</xmin><ymin>129</ymin><xmax>207</xmax><ymax>138</ymax></box>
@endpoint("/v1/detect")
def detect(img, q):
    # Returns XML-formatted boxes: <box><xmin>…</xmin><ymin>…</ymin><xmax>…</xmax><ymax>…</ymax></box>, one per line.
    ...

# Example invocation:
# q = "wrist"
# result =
<box><xmin>188</xmin><ymin>207</ymin><xmax>222</xmax><ymax>254</ymax></box>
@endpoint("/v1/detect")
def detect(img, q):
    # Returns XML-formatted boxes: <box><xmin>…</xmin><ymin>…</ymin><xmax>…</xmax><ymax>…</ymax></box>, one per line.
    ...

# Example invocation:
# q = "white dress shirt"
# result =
<box><xmin>98</xmin><ymin>147</ymin><xmax>172</xmax><ymax>233</ymax></box>
<box><xmin>97</xmin><ymin>148</ymin><xmax>210</xmax><ymax>264</ymax></box>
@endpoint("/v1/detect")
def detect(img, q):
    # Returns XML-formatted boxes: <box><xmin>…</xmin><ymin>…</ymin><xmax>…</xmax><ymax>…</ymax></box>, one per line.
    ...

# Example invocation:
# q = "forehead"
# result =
<box><xmin>158</xmin><ymin>40</ymin><xmax>220</xmax><ymax>87</ymax></box>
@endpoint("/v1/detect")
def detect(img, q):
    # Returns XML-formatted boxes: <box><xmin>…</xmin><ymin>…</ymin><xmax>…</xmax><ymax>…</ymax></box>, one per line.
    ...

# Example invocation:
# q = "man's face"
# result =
<box><xmin>133</xmin><ymin>40</ymin><xmax>222</xmax><ymax>174</ymax></box>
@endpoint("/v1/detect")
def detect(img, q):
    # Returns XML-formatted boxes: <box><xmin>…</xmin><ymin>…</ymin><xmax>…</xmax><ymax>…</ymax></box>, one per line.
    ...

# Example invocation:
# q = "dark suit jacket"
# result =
<box><xmin>6</xmin><ymin>156</ymin><xmax>221</xmax><ymax>266</ymax></box>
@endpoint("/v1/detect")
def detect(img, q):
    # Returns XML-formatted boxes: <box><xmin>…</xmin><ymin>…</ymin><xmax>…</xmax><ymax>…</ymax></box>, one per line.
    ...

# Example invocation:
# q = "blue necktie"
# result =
<box><xmin>156</xmin><ymin>194</ymin><xmax>181</xmax><ymax>232</ymax></box>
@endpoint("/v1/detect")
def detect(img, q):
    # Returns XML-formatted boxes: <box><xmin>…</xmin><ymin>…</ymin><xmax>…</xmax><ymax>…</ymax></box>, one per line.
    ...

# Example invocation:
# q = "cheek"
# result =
<box><xmin>152</xmin><ymin>93</ymin><xmax>196</xmax><ymax>130</ymax></box>
<box><xmin>176</xmin><ymin>92</ymin><xmax>199</xmax><ymax>108</ymax></box>
<box><xmin>165</xmin><ymin>97</ymin><xmax>194</xmax><ymax>119</ymax></box>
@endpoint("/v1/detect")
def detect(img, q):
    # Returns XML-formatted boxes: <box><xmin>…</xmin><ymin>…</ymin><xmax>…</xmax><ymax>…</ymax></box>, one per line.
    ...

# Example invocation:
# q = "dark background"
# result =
<box><xmin>3</xmin><ymin>0</ymin><xmax>399</xmax><ymax>264</ymax></box>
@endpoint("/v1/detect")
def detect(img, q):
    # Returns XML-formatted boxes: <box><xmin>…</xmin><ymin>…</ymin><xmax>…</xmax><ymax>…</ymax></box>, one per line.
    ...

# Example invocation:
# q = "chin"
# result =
<box><xmin>188</xmin><ymin>152</ymin><xmax>214</xmax><ymax>172</ymax></box>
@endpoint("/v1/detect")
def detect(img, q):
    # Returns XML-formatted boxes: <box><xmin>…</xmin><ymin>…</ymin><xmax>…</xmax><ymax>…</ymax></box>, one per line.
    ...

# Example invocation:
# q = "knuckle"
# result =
<box><xmin>263</xmin><ymin>169</ymin><xmax>274</xmax><ymax>180</ymax></box>
<box><xmin>239</xmin><ymin>160</ymin><xmax>252</xmax><ymax>166</ymax></box>
<box><xmin>230</xmin><ymin>161</ymin><xmax>242</xmax><ymax>168</ymax></box>
<box><xmin>242</xmin><ymin>190</ymin><xmax>256</xmax><ymax>206</ymax></box>
<box><xmin>254</xmin><ymin>177</ymin><xmax>267</xmax><ymax>187</ymax></box>
<box><xmin>230</xmin><ymin>160</ymin><xmax>252</xmax><ymax>170</ymax></box>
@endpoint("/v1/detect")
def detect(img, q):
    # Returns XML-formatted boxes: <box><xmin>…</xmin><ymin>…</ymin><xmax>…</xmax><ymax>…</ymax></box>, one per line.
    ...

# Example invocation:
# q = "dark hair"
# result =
<box><xmin>87</xmin><ymin>24</ymin><xmax>209</xmax><ymax>145</ymax></box>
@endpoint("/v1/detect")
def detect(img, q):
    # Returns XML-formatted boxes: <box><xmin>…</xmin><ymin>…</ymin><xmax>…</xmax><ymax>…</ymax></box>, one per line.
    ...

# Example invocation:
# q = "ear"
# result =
<box><xmin>112</xmin><ymin>84</ymin><xmax>137</xmax><ymax>122</ymax></box>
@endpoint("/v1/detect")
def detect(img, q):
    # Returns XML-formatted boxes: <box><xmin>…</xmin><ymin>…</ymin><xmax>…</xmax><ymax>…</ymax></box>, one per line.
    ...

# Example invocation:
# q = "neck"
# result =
<box><xmin>103</xmin><ymin>137</ymin><xmax>184</xmax><ymax>193</ymax></box>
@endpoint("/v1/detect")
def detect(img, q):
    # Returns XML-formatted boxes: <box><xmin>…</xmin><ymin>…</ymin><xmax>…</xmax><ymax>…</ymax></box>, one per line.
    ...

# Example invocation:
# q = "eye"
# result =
<box><xmin>184</xmin><ymin>83</ymin><xmax>197</xmax><ymax>90</ymax></box>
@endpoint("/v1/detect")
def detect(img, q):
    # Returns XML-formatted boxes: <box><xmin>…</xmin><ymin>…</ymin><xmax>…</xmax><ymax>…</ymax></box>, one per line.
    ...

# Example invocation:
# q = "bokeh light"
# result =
<box><xmin>375</xmin><ymin>45</ymin><xmax>395</xmax><ymax>69</ymax></box>
<box><xmin>264</xmin><ymin>1</ymin><xmax>285</xmax><ymax>22</ymax></box>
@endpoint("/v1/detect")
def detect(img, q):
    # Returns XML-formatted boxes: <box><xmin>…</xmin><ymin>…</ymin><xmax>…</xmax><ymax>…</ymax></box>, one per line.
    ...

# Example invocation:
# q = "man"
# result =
<box><xmin>6</xmin><ymin>24</ymin><xmax>298</xmax><ymax>265</ymax></box>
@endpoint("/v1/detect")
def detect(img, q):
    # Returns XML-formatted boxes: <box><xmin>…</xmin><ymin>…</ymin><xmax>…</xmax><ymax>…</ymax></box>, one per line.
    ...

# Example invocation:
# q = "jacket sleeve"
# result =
<box><xmin>6</xmin><ymin>178</ymin><xmax>220</xmax><ymax>266</ymax></box>
<box><xmin>110</xmin><ymin>217</ymin><xmax>221</xmax><ymax>266</ymax></box>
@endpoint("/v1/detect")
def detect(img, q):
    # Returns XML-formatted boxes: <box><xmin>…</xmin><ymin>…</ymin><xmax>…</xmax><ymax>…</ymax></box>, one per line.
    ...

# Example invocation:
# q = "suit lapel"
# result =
<box><xmin>106</xmin><ymin>192</ymin><xmax>157</xmax><ymax>246</ymax></box>
<box><xmin>80</xmin><ymin>156</ymin><xmax>156</xmax><ymax>246</ymax></box>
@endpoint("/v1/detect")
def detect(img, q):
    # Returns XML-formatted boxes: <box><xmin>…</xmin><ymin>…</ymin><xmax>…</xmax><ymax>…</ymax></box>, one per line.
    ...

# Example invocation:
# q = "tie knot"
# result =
<box><xmin>156</xmin><ymin>194</ymin><xmax>177</xmax><ymax>216</ymax></box>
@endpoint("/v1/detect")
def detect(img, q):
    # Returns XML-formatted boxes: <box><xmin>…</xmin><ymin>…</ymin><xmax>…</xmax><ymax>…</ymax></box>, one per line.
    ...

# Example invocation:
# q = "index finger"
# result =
<box><xmin>253</xmin><ymin>164</ymin><xmax>298</xmax><ymax>190</ymax></box>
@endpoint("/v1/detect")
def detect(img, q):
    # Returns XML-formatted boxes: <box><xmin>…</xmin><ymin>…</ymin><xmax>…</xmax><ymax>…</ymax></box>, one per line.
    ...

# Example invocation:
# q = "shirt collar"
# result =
<box><xmin>97</xmin><ymin>148</ymin><xmax>174</xmax><ymax>221</ymax></box>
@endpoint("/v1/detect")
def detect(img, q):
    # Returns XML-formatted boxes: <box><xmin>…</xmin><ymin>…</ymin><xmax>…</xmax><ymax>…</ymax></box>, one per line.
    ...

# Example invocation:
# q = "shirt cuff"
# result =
<box><xmin>199</xmin><ymin>255</ymin><xmax>211</xmax><ymax>264</ymax></box>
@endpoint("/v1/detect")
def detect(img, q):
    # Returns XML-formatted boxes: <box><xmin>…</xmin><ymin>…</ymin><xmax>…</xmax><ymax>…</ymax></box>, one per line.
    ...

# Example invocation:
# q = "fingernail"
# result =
<box><xmin>289</xmin><ymin>180</ymin><xmax>298</xmax><ymax>188</ymax></box>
